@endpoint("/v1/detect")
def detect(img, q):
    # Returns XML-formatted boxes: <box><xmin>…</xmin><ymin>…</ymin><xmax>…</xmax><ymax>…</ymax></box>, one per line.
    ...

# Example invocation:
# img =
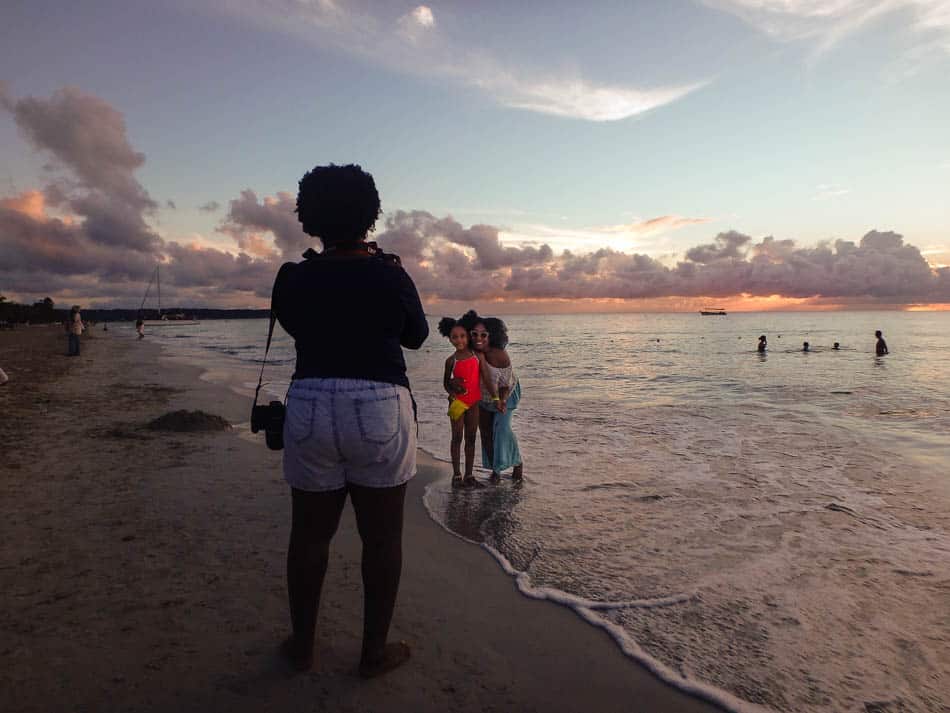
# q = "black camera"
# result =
<box><xmin>251</xmin><ymin>400</ymin><xmax>286</xmax><ymax>451</ymax></box>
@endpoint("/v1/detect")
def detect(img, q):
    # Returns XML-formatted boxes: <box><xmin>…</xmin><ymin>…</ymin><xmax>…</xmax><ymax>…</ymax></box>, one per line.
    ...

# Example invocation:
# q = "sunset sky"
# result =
<box><xmin>1</xmin><ymin>0</ymin><xmax>949</xmax><ymax>311</ymax></box>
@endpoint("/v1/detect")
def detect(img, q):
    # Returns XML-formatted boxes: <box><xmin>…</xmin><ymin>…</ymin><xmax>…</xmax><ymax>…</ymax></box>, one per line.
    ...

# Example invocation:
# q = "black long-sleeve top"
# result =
<box><xmin>272</xmin><ymin>253</ymin><xmax>429</xmax><ymax>390</ymax></box>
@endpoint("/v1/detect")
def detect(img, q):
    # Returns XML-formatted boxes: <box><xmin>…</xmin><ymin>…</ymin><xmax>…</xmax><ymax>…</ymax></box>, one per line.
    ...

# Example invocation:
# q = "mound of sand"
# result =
<box><xmin>146</xmin><ymin>410</ymin><xmax>231</xmax><ymax>432</ymax></box>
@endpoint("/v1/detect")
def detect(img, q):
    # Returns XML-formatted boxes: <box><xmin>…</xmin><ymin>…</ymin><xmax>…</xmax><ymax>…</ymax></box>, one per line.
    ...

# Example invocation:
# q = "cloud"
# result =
<box><xmin>372</xmin><ymin>215</ymin><xmax>950</xmax><ymax>304</ymax></box>
<box><xmin>0</xmin><ymin>191</ymin><xmax>159</xmax><ymax>283</ymax></box>
<box><xmin>2</xmin><ymin>86</ymin><xmax>947</xmax><ymax>309</ymax></box>
<box><xmin>684</xmin><ymin>230</ymin><xmax>751</xmax><ymax>263</ymax></box>
<box><xmin>198</xmin><ymin>200</ymin><xmax>221</xmax><ymax>212</ymax></box>
<box><xmin>166</xmin><ymin>199</ymin><xmax>177</xmax><ymax>209</ymax></box>
<box><xmin>398</xmin><ymin>5</ymin><xmax>435</xmax><ymax>42</ymax></box>
<box><xmin>1</xmin><ymin>85</ymin><xmax>160</xmax><ymax>253</ymax></box>
<box><xmin>480</xmin><ymin>74</ymin><xmax>706</xmax><ymax>122</ymax></box>
<box><xmin>0</xmin><ymin>87</ymin><xmax>280</xmax><ymax>306</ymax></box>
<box><xmin>599</xmin><ymin>215</ymin><xmax>714</xmax><ymax>237</ymax></box>
<box><xmin>211</xmin><ymin>1</ymin><xmax>706</xmax><ymax>121</ymax></box>
<box><xmin>813</xmin><ymin>184</ymin><xmax>851</xmax><ymax>200</ymax></box>
<box><xmin>163</xmin><ymin>241</ymin><xmax>276</xmax><ymax>296</ymax></box>
<box><xmin>4</xmin><ymin>86</ymin><xmax>156</xmax><ymax>214</ymax></box>
<box><xmin>409</xmin><ymin>5</ymin><xmax>435</xmax><ymax>28</ymax></box>
<box><xmin>703</xmin><ymin>0</ymin><xmax>950</xmax><ymax>58</ymax></box>
<box><xmin>217</xmin><ymin>190</ymin><xmax>308</xmax><ymax>259</ymax></box>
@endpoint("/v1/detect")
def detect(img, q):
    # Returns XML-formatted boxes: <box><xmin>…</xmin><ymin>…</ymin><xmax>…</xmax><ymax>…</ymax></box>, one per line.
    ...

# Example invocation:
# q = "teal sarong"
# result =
<box><xmin>480</xmin><ymin>380</ymin><xmax>522</xmax><ymax>473</ymax></box>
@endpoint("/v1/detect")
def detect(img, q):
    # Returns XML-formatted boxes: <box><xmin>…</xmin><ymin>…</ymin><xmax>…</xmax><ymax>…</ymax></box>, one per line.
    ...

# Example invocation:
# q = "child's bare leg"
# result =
<box><xmin>450</xmin><ymin>417</ymin><xmax>463</xmax><ymax>481</ymax></box>
<box><xmin>462</xmin><ymin>406</ymin><xmax>478</xmax><ymax>477</ymax></box>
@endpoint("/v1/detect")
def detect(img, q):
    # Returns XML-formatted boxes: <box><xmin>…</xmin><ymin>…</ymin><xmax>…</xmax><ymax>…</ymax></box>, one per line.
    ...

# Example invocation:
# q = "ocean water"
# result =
<box><xmin>135</xmin><ymin>312</ymin><xmax>950</xmax><ymax>712</ymax></box>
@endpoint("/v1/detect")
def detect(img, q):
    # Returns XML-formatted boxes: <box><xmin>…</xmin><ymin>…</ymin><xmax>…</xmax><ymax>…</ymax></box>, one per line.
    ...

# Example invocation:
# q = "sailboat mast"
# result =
<box><xmin>139</xmin><ymin>266</ymin><xmax>156</xmax><ymax>313</ymax></box>
<box><xmin>157</xmin><ymin>264</ymin><xmax>161</xmax><ymax>316</ymax></box>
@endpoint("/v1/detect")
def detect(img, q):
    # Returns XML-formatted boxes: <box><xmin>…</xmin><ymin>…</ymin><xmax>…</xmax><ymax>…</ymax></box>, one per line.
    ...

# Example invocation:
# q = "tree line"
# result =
<box><xmin>0</xmin><ymin>295</ymin><xmax>270</xmax><ymax>325</ymax></box>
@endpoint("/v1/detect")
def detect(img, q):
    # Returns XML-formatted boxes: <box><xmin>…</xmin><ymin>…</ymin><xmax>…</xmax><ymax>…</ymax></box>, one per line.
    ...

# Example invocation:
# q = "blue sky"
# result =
<box><xmin>1</xmin><ymin>0</ymin><xmax>949</xmax><ymax>308</ymax></box>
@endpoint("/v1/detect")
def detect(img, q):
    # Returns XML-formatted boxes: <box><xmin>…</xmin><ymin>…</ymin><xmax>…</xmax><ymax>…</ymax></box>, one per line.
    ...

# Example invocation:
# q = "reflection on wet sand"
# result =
<box><xmin>439</xmin><ymin>478</ymin><xmax>525</xmax><ymax>551</ymax></box>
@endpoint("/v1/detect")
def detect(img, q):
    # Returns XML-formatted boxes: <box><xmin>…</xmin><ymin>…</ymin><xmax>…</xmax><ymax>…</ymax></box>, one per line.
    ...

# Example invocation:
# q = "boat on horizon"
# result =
<box><xmin>138</xmin><ymin>265</ymin><xmax>200</xmax><ymax>326</ymax></box>
<box><xmin>143</xmin><ymin>313</ymin><xmax>200</xmax><ymax>326</ymax></box>
<box><xmin>699</xmin><ymin>307</ymin><xmax>727</xmax><ymax>315</ymax></box>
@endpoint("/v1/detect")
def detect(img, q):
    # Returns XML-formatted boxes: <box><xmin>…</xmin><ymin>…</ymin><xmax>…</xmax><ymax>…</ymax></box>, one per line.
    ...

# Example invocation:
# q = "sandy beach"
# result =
<box><xmin>0</xmin><ymin>327</ymin><xmax>723</xmax><ymax>713</ymax></box>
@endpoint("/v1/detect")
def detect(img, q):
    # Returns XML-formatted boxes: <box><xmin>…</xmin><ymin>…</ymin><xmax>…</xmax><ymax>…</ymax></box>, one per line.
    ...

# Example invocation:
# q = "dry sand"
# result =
<box><xmin>0</xmin><ymin>326</ymin><xmax>723</xmax><ymax>713</ymax></box>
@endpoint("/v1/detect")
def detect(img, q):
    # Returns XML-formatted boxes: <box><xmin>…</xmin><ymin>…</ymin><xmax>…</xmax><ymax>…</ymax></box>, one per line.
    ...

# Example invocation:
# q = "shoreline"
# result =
<box><xmin>1</xmin><ymin>327</ymin><xmax>723</xmax><ymax>712</ymax></box>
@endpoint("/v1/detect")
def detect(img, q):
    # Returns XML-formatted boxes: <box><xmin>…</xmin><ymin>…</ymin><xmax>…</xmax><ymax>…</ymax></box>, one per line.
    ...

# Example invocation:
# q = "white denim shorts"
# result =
<box><xmin>282</xmin><ymin>377</ymin><xmax>416</xmax><ymax>492</ymax></box>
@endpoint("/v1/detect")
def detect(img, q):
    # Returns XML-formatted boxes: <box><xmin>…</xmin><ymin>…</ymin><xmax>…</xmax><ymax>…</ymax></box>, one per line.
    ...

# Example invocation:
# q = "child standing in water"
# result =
<box><xmin>438</xmin><ymin>318</ymin><xmax>497</xmax><ymax>487</ymax></box>
<box><xmin>875</xmin><ymin>330</ymin><xmax>889</xmax><ymax>356</ymax></box>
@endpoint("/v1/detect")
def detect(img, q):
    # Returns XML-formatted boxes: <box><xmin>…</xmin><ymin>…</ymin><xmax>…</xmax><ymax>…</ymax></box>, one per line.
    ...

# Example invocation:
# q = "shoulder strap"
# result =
<box><xmin>253</xmin><ymin>307</ymin><xmax>278</xmax><ymax>407</ymax></box>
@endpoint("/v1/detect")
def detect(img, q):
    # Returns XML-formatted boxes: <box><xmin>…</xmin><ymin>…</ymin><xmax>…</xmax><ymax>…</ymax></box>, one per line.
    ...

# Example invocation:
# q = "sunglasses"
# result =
<box><xmin>470</xmin><ymin>330</ymin><xmax>489</xmax><ymax>338</ymax></box>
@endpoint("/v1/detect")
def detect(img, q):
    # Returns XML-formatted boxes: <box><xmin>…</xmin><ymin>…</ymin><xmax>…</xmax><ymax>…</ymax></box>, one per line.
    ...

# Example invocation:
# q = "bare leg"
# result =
<box><xmin>350</xmin><ymin>482</ymin><xmax>411</xmax><ymax>678</ymax></box>
<box><xmin>285</xmin><ymin>486</ymin><xmax>348</xmax><ymax>670</ymax></box>
<box><xmin>449</xmin><ymin>416</ymin><xmax>463</xmax><ymax>481</ymax></box>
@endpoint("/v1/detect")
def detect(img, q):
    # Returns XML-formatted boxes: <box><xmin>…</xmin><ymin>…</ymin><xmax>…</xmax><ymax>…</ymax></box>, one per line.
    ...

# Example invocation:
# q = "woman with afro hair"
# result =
<box><xmin>271</xmin><ymin>164</ymin><xmax>429</xmax><ymax>677</ymax></box>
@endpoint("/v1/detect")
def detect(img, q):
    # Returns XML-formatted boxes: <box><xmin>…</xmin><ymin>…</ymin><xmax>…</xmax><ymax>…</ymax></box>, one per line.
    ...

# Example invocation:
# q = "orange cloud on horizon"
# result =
<box><xmin>1</xmin><ymin>190</ymin><xmax>46</xmax><ymax>220</ymax></box>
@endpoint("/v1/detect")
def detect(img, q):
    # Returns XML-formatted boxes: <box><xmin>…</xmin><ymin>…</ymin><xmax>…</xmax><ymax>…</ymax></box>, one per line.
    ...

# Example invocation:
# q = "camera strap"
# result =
<box><xmin>253</xmin><ymin>308</ymin><xmax>277</xmax><ymax>407</ymax></box>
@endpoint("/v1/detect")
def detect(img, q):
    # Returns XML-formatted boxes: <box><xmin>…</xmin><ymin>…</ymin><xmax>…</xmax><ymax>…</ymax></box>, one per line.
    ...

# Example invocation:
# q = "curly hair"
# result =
<box><xmin>295</xmin><ymin>164</ymin><xmax>381</xmax><ymax>245</ymax></box>
<box><xmin>483</xmin><ymin>317</ymin><xmax>509</xmax><ymax>349</ymax></box>
<box><xmin>456</xmin><ymin>310</ymin><xmax>508</xmax><ymax>349</ymax></box>
<box><xmin>457</xmin><ymin>310</ymin><xmax>481</xmax><ymax>332</ymax></box>
<box><xmin>437</xmin><ymin>317</ymin><xmax>459</xmax><ymax>338</ymax></box>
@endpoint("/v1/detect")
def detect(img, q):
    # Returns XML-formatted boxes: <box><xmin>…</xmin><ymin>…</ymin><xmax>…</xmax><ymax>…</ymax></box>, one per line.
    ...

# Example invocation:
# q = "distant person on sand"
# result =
<box><xmin>271</xmin><ymin>163</ymin><xmax>428</xmax><ymax>676</ymax></box>
<box><xmin>833</xmin><ymin>342</ymin><xmax>840</xmax><ymax>350</ymax></box>
<box><xmin>438</xmin><ymin>317</ymin><xmax>500</xmax><ymax>488</ymax></box>
<box><xmin>802</xmin><ymin>341</ymin><xmax>810</xmax><ymax>352</ymax></box>
<box><xmin>66</xmin><ymin>305</ymin><xmax>83</xmax><ymax>356</ymax></box>
<box><xmin>136</xmin><ymin>319</ymin><xmax>145</xmax><ymax>340</ymax></box>
<box><xmin>757</xmin><ymin>335</ymin><xmax>767</xmax><ymax>353</ymax></box>
<box><xmin>875</xmin><ymin>330</ymin><xmax>889</xmax><ymax>356</ymax></box>
<box><xmin>459</xmin><ymin>310</ymin><xmax>524</xmax><ymax>482</ymax></box>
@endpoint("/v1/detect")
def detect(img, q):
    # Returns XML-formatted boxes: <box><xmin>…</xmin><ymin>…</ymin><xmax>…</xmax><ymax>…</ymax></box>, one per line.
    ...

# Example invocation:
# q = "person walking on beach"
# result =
<box><xmin>66</xmin><ymin>305</ymin><xmax>83</xmax><ymax>356</ymax></box>
<box><xmin>757</xmin><ymin>335</ymin><xmax>767</xmax><ymax>353</ymax></box>
<box><xmin>802</xmin><ymin>341</ymin><xmax>810</xmax><ymax>353</ymax></box>
<box><xmin>272</xmin><ymin>163</ymin><xmax>428</xmax><ymax>677</ymax></box>
<box><xmin>875</xmin><ymin>330</ymin><xmax>889</xmax><ymax>356</ymax></box>
<box><xmin>459</xmin><ymin>310</ymin><xmax>524</xmax><ymax>482</ymax></box>
<box><xmin>438</xmin><ymin>317</ymin><xmax>500</xmax><ymax>487</ymax></box>
<box><xmin>135</xmin><ymin>319</ymin><xmax>145</xmax><ymax>340</ymax></box>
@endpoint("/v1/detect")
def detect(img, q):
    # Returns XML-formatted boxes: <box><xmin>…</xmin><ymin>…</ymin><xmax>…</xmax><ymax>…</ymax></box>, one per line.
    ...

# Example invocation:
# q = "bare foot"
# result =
<box><xmin>512</xmin><ymin>464</ymin><xmax>523</xmax><ymax>481</ymax></box>
<box><xmin>359</xmin><ymin>641</ymin><xmax>411</xmax><ymax>679</ymax></box>
<box><xmin>489</xmin><ymin>471</ymin><xmax>501</xmax><ymax>483</ymax></box>
<box><xmin>451</xmin><ymin>474</ymin><xmax>464</xmax><ymax>488</ymax></box>
<box><xmin>280</xmin><ymin>636</ymin><xmax>314</xmax><ymax>672</ymax></box>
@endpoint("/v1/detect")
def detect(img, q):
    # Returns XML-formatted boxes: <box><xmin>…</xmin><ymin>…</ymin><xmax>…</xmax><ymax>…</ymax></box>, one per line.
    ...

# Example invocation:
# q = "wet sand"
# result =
<box><xmin>0</xmin><ymin>326</ymin><xmax>722</xmax><ymax>713</ymax></box>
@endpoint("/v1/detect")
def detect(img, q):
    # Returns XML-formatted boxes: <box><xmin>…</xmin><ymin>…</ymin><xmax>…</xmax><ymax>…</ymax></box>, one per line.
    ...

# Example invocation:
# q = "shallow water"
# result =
<box><xmin>138</xmin><ymin>312</ymin><xmax>950</xmax><ymax>712</ymax></box>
